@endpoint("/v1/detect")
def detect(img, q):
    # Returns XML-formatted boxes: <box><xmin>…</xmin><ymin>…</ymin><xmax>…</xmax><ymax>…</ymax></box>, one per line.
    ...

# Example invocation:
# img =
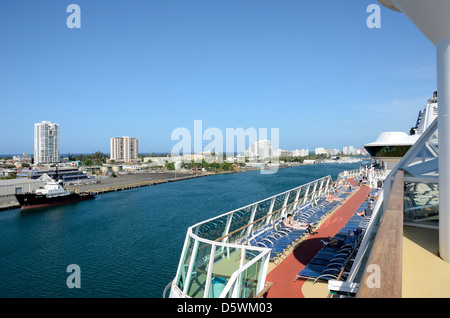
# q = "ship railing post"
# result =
<box><xmin>302</xmin><ymin>183</ymin><xmax>310</xmax><ymax>205</ymax></box>
<box><xmin>265</xmin><ymin>198</ymin><xmax>276</xmax><ymax>225</ymax></box>
<box><xmin>246</xmin><ymin>204</ymin><xmax>258</xmax><ymax>237</ymax></box>
<box><xmin>203</xmin><ymin>243</ymin><xmax>216</xmax><ymax>298</ymax></box>
<box><xmin>292</xmin><ymin>186</ymin><xmax>302</xmax><ymax>211</ymax></box>
<box><xmin>437</xmin><ymin>35</ymin><xmax>450</xmax><ymax>262</ymax></box>
<box><xmin>182</xmin><ymin>239</ymin><xmax>199</xmax><ymax>296</ymax></box>
<box><xmin>280</xmin><ymin>191</ymin><xmax>290</xmax><ymax>216</ymax></box>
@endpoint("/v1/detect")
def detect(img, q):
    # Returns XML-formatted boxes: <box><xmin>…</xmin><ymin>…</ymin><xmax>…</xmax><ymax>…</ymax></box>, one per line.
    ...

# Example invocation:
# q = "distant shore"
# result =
<box><xmin>0</xmin><ymin>171</ymin><xmax>211</xmax><ymax>211</ymax></box>
<box><xmin>0</xmin><ymin>161</ymin><xmax>352</xmax><ymax>212</ymax></box>
<box><xmin>0</xmin><ymin>167</ymin><xmax>264</xmax><ymax>211</ymax></box>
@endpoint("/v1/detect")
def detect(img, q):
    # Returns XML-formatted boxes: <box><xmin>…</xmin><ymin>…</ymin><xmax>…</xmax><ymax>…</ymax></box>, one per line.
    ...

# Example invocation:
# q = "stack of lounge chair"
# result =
<box><xmin>295</xmin><ymin>199</ymin><xmax>373</xmax><ymax>283</ymax></box>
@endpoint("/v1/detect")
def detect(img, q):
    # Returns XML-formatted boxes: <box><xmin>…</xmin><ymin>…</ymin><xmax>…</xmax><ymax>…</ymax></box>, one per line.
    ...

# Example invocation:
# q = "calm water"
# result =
<box><xmin>0</xmin><ymin>163</ymin><xmax>361</xmax><ymax>298</ymax></box>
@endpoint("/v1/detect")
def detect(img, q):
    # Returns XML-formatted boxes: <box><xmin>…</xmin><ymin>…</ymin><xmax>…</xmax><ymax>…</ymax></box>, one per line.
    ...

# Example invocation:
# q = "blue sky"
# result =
<box><xmin>0</xmin><ymin>0</ymin><xmax>437</xmax><ymax>154</ymax></box>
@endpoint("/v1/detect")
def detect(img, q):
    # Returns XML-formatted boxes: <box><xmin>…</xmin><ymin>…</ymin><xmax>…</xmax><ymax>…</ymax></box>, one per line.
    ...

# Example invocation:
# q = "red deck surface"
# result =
<box><xmin>266</xmin><ymin>183</ymin><xmax>372</xmax><ymax>298</ymax></box>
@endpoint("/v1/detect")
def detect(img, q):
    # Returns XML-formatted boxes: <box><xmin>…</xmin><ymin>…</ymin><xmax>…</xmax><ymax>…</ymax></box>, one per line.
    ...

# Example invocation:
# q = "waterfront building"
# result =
<box><xmin>110</xmin><ymin>136</ymin><xmax>139</xmax><ymax>162</ymax></box>
<box><xmin>291</xmin><ymin>149</ymin><xmax>309</xmax><ymax>157</ymax></box>
<box><xmin>343</xmin><ymin>146</ymin><xmax>356</xmax><ymax>155</ymax></box>
<box><xmin>329</xmin><ymin>148</ymin><xmax>341</xmax><ymax>156</ymax></box>
<box><xmin>272</xmin><ymin>148</ymin><xmax>290</xmax><ymax>157</ymax></box>
<box><xmin>245</xmin><ymin>139</ymin><xmax>273</xmax><ymax>159</ymax></box>
<box><xmin>34</xmin><ymin>121</ymin><xmax>60</xmax><ymax>164</ymax></box>
<box><xmin>314</xmin><ymin>147</ymin><xmax>327</xmax><ymax>155</ymax></box>
<box><xmin>0</xmin><ymin>178</ymin><xmax>46</xmax><ymax>197</ymax></box>
<box><xmin>16</xmin><ymin>167</ymin><xmax>89</xmax><ymax>182</ymax></box>
<box><xmin>12</xmin><ymin>153</ymin><xmax>32</xmax><ymax>164</ymax></box>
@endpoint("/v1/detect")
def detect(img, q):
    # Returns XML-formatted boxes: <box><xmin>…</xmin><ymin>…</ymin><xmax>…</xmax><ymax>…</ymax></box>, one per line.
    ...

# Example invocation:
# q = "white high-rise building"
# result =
<box><xmin>343</xmin><ymin>146</ymin><xmax>356</xmax><ymax>155</ymax></box>
<box><xmin>34</xmin><ymin>121</ymin><xmax>60</xmax><ymax>164</ymax></box>
<box><xmin>110</xmin><ymin>136</ymin><xmax>139</xmax><ymax>162</ymax></box>
<box><xmin>246</xmin><ymin>139</ymin><xmax>273</xmax><ymax>159</ymax></box>
<box><xmin>315</xmin><ymin>147</ymin><xmax>327</xmax><ymax>155</ymax></box>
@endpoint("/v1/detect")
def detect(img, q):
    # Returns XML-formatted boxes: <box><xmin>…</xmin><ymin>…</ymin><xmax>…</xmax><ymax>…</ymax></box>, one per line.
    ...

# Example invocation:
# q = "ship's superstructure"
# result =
<box><xmin>363</xmin><ymin>92</ymin><xmax>438</xmax><ymax>169</ymax></box>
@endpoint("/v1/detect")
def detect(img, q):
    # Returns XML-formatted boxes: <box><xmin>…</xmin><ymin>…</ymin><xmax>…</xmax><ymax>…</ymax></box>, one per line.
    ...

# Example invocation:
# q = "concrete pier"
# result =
<box><xmin>0</xmin><ymin>171</ymin><xmax>211</xmax><ymax>211</ymax></box>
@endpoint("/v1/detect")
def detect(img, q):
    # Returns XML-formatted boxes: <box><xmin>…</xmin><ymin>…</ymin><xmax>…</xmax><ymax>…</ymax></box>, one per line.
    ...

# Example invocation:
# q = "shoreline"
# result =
<box><xmin>0</xmin><ymin>161</ymin><xmax>361</xmax><ymax>212</ymax></box>
<box><xmin>0</xmin><ymin>171</ymin><xmax>215</xmax><ymax>212</ymax></box>
<box><xmin>0</xmin><ymin>166</ymin><xmax>266</xmax><ymax>212</ymax></box>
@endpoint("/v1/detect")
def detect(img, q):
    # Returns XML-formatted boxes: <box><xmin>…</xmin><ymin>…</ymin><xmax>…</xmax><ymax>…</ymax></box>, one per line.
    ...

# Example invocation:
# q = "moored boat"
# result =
<box><xmin>15</xmin><ymin>173</ymin><xmax>95</xmax><ymax>210</ymax></box>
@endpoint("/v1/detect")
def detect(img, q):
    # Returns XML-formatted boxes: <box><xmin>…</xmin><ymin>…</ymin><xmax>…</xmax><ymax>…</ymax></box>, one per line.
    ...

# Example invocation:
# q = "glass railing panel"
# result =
<box><xmin>298</xmin><ymin>184</ymin><xmax>309</xmax><ymax>204</ymax></box>
<box><xmin>404</xmin><ymin>182</ymin><xmax>439</xmax><ymax>226</ymax></box>
<box><xmin>252</xmin><ymin>199</ymin><xmax>272</xmax><ymax>231</ymax></box>
<box><xmin>207</xmin><ymin>246</ymin><xmax>242</xmax><ymax>298</ymax></box>
<box><xmin>352</xmin><ymin>204</ymin><xmax>383</xmax><ymax>283</ymax></box>
<box><xmin>271</xmin><ymin>193</ymin><xmax>287</xmax><ymax>220</ymax></box>
<box><xmin>219</xmin><ymin>249</ymin><xmax>267</xmax><ymax>298</ymax></box>
<box><xmin>286</xmin><ymin>189</ymin><xmax>298</xmax><ymax>207</ymax></box>
<box><xmin>186</xmin><ymin>241</ymin><xmax>212</xmax><ymax>298</ymax></box>
<box><xmin>175</xmin><ymin>235</ymin><xmax>194</xmax><ymax>292</ymax></box>
<box><xmin>237</xmin><ymin>257</ymin><xmax>263</xmax><ymax>298</ymax></box>
<box><xmin>310</xmin><ymin>180</ymin><xmax>319</xmax><ymax>200</ymax></box>
<box><xmin>274</xmin><ymin>193</ymin><xmax>286</xmax><ymax>210</ymax></box>
<box><xmin>227</xmin><ymin>207</ymin><xmax>253</xmax><ymax>243</ymax></box>
<box><xmin>195</xmin><ymin>214</ymin><xmax>230</xmax><ymax>241</ymax></box>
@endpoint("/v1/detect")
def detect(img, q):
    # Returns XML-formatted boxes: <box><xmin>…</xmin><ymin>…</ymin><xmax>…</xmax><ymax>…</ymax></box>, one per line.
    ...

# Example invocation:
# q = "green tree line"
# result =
<box><xmin>166</xmin><ymin>159</ymin><xmax>236</xmax><ymax>172</ymax></box>
<box><xmin>68</xmin><ymin>151</ymin><xmax>108</xmax><ymax>166</ymax></box>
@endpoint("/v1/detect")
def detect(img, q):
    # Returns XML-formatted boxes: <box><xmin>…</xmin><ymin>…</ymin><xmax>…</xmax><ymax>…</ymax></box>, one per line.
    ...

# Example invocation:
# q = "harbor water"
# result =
<box><xmin>0</xmin><ymin>162</ymin><xmax>361</xmax><ymax>298</ymax></box>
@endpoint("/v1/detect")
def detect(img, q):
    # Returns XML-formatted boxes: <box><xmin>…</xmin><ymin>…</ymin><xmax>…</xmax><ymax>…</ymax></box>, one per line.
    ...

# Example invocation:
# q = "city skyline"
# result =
<box><xmin>4</xmin><ymin>120</ymin><xmax>367</xmax><ymax>158</ymax></box>
<box><xmin>0</xmin><ymin>1</ymin><xmax>437</xmax><ymax>154</ymax></box>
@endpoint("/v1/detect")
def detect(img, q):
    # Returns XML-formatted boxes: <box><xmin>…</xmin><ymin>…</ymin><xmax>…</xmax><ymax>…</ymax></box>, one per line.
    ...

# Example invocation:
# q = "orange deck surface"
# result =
<box><xmin>266</xmin><ymin>183</ymin><xmax>372</xmax><ymax>298</ymax></box>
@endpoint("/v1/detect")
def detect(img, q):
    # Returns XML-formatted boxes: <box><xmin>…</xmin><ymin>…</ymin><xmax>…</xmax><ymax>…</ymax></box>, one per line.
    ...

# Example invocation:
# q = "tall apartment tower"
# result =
<box><xmin>110</xmin><ymin>136</ymin><xmax>139</xmax><ymax>162</ymax></box>
<box><xmin>246</xmin><ymin>139</ymin><xmax>273</xmax><ymax>159</ymax></box>
<box><xmin>34</xmin><ymin>121</ymin><xmax>60</xmax><ymax>164</ymax></box>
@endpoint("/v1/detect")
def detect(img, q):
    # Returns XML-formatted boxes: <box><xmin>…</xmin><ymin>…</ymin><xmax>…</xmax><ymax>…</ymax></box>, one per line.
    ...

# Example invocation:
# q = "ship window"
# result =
<box><xmin>404</xmin><ymin>182</ymin><xmax>439</xmax><ymax>226</ymax></box>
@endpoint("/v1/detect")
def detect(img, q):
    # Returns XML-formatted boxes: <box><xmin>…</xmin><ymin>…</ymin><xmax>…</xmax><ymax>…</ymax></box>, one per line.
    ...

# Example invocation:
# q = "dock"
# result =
<box><xmin>0</xmin><ymin>171</ymin><xmax>212</xmax><ymax>211</ymax></box>
<box><xmin>65</xmin><ymin>171</ymin><xmax>211</xmax><ymax>194</ymax></box>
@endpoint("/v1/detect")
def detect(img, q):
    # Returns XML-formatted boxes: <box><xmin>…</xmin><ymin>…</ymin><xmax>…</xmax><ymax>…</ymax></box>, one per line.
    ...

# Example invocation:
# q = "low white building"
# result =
<box><xmin>13</xmin><ymin>153</ymin><xmax>32</xmax><ymax>164</ymax></box>
<box><xmin>291</xmin><ymin>149</ymin><xmax>309</xmax><ymax>157</ymax></box>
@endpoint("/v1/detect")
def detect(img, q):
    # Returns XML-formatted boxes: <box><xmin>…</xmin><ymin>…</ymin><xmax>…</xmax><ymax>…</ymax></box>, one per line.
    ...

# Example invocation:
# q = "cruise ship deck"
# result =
<box><xmin>287</xmin><ymin>227</ymin><xmax>450</xmax><ymax>298</ymax></box>
<box><xmin>168</xmin><ymin>0</ymin><xmax>450</xmax><ymax>299</ymax></box>
<box><xmin>265</xmin><ymin>181</ymin><xmax>371</xmax><ymax>297</ymax></box>
<box><xmin>264</xmin><ymin>179</ymin><xmax>450</xmax><ymax>298</ymax></box>
<box><xmin>402</xmin><ymin>226</ymin><xmax>450</xmax><ymax>298</ymax></box>
<box><xmin>168</xmin><ymin>116</ymin><xmax>448</xmax><ymax>299</ymax></box>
